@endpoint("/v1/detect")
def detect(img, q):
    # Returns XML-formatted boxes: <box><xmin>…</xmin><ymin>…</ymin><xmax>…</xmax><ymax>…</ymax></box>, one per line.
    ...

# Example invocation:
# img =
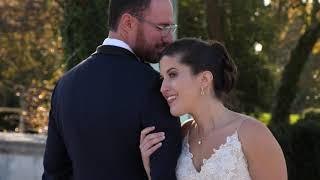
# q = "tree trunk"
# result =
<box><xmin>271</xmin><ymin>22</ymin><xmax>320</xmax><ymax>126</ymax></box>
<box><xmin>205</xmin><ymin>0</ymin><xmax>225</xmax><ymax>42</ymax></box>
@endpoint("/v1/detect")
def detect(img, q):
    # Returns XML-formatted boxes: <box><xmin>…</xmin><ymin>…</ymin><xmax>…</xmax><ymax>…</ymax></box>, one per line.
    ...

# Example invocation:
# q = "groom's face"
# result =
<box><xmin>132</xmin><ymin>0</ymin><xmax>174</xmax><ymax>63</ymax></box>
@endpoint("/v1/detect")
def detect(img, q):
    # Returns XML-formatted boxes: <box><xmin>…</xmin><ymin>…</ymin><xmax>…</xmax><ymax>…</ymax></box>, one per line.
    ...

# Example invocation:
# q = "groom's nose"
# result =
<box><xmin>162</xmin><ymin>32</ymin><xmax>174</xmax><ymax>44</ymax></box>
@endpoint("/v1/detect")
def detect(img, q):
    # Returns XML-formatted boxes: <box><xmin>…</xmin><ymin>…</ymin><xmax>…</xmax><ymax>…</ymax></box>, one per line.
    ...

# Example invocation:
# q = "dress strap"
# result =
<box><xmin>235</xmin><ymin>117</ymin><xmax>248</xmax><ymax>143</ymax></box>
<box><xmin>236</xmin><ymin>117</ymin><xmax>247</xmax><ymax>132</ymax></box>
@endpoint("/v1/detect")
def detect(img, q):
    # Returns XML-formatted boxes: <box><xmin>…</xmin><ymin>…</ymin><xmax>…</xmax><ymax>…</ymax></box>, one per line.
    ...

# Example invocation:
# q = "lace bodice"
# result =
<box><xmin>176</xmin><ymin>131</ymin><xmax>252</xmax><ymax>180</ymax></box>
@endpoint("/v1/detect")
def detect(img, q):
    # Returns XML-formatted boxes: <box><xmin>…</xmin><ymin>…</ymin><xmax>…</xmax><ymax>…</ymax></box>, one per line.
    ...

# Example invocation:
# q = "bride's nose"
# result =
<box><xmin>160</xmin><ymin>80</ymin><xmax>169</xmax><ymax>95</ymax></box>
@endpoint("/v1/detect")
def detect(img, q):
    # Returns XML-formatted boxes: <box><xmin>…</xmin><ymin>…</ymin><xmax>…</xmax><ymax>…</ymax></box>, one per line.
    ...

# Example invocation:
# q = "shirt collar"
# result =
<box><xmin>102</xmin><ymin>38</ymin><xmax>134</xmax><ymax>54</ymax></box>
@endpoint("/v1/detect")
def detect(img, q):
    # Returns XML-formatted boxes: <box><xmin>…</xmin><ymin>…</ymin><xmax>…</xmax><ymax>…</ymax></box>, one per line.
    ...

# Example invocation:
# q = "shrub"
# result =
<box><xmin>271</xmin><ymin>114</ymin><xmax>320</xmax><ymax>180</ymax></box>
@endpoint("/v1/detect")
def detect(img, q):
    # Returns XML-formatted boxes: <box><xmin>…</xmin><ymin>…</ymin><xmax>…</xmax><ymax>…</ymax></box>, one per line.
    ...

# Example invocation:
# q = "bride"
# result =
<box><xmin>139</xmin><ymin>38</ymin><xmax>287</xmax><ymax>180</ymax></box>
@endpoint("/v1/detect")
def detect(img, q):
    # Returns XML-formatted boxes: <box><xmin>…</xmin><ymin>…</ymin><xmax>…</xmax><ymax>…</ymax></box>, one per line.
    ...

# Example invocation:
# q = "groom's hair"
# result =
<box><xmin>108</xmin><ymin>0</ymin><xmax>151</xmax><ymax>31</ymax></box>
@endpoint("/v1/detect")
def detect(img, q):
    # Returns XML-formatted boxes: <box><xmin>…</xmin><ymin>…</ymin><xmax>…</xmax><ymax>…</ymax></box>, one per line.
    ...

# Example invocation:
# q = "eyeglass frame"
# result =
<box><xmin>134</xmin><ymin>16</ymin><xmax>178</xmax><ymax>36</ymax></box>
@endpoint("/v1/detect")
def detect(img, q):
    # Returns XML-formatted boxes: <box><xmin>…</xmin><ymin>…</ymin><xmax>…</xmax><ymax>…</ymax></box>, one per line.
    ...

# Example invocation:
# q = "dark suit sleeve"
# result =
<box><xmin>141</xmin><ymin>77</ymin><xmax>182</xmax><ymax>180</ymax></box>
<box><xmin>42</xmin><ymin>83</ymin><xmax>73</xmax><ymax>180</ymax></box>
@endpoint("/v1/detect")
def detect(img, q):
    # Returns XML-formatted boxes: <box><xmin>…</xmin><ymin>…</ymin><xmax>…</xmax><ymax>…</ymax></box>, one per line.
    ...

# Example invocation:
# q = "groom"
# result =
<box><xmin>42</xmin><ymin>0</ymin><xmax>182</xmax><ymax>180</ymax></box>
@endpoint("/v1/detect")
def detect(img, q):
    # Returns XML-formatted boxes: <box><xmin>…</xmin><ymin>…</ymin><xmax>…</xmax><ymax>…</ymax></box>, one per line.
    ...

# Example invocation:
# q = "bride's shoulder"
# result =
<box><xmin>237</xmin><ymin>114</ymin><xmax>269</xmax><ymax>135</ymax></box>
<box><xmin>235</xmin><ymin>114</ymin><xmax>287</xmax><ymax>179</ymax></box>
<box><xmin>237</xmin><ymin>114</ymin><xmax>281</xmax><ymax>156</ymax></box>
<box><xmin>237</xmin><ymin>114</ymin><xmax>271</xmax><ymax>140</ymax></box>
<box><xmin>181</xmin><ymin>119</ymin><xmax>194</xmax><ymax>137</ymax></box>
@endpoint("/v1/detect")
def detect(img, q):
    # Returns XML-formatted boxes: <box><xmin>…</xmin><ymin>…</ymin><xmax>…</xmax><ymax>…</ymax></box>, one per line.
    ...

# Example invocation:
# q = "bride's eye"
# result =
<box><xmin>168</xmin><ymin>72</ymin><xmax>177</xmax><ymax>78</ymax></box>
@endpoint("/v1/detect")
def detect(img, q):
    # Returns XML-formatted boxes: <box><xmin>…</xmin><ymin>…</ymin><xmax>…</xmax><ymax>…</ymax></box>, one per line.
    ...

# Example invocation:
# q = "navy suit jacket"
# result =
<box><xmin>42</xmin><ymin>45</ymin><xmax>182</xmax><ymax>180</ymax></box>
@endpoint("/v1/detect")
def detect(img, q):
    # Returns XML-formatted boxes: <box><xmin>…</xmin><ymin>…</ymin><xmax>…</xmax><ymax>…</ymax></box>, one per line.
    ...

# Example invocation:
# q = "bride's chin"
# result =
<box><xmin>170</xmin><ymin>108</ymin><xmax>184</xmax><ymax>117</ymax></box>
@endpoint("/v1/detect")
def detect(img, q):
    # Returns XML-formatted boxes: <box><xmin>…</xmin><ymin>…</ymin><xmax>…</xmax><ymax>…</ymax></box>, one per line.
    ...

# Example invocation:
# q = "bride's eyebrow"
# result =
<box><xmin>166</xmin><ymin>67</ymin><xmax>177</xmax><ymax>74</ymax></box>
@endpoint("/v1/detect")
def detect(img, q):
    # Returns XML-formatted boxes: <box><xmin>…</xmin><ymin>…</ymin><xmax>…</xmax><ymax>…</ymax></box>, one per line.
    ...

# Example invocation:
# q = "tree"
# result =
<box><xmin>0</xmin><ymin>0</ymin><xmax>63</xmax><ymax>132</ymax></box>
<box><xmin>61</xmin><ymin>0</ymin><xmax>109</xmax><ymax>70</ymax></box>
<box><xmin>271</xmin><ymin>0</ymin><xmax>320</xmax><ymax>126</ymax></box>
<box><xmin>205</xmin><ymin>0</ymin><xmax>277</xmax><ymax>113</ymax></box>
<box><xmin>205</xmin><ymin>0</ymin><xmax>225</xmax><ymax>42</ymax></box>
<box><xmin>293</xmin><ymin>54</ymin><xmax>320</xmax><ymax>111</ymax></box>
<box><xmin>177</xmin><ymin>0</ymin><xmax>208</xmax><ymax>39</ymax></box>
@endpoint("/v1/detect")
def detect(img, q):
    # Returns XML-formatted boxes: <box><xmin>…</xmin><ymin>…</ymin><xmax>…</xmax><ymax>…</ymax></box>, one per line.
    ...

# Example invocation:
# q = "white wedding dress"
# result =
<box><xmin>176</xmin><ymin>131</ymin><xmax>252</xmax><ymax>180</ymax></box>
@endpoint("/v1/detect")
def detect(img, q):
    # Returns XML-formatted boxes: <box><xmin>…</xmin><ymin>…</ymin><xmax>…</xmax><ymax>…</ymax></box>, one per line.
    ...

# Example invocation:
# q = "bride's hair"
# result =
<box><xmin>160</xmin><ymin>38</ymin><xmax>237</xmax><ymax>99</ymax></box>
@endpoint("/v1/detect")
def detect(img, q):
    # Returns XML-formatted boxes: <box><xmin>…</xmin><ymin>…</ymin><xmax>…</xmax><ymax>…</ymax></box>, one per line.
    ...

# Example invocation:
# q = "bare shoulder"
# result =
<box><xmin>181</xmin><ymin>119</ymin><xmax>194</xmax><ymax>137</ymax></box>
<box><xmin>237</xmin><ymin>115</ymin><xmax>287</xmax><ymax>179</ymax></box>
<box><xmin>237</xmin><ymin>115</ymin><xmax>276</xmax><ymax>148</ymax></box>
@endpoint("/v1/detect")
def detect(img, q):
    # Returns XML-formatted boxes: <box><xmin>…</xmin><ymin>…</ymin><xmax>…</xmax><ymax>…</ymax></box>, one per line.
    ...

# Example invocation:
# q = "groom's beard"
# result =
<box><xmin>133</xmin><ymin>29</ymin><xmax>169</xmax><ymax>64</ymax></box>
<box><xmin>136</xmin><ymin>43</ymin><xmax>169</xmax><ymax>64</ymax></box>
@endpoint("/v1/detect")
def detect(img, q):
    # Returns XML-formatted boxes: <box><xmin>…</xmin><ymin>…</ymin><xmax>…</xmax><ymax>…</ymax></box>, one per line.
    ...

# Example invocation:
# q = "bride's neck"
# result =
<box><xmin>190</xmin><ymin>99</ymin><xmax>228</xmax><ymax>136</ymax></box>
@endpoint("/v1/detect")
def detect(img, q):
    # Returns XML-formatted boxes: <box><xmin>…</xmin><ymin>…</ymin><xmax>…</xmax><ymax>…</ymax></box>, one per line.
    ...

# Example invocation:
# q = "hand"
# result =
<box><xmin>139</xmin><ymin>126</ymin><xmax>165</xmax><ymax>179</ymax></box>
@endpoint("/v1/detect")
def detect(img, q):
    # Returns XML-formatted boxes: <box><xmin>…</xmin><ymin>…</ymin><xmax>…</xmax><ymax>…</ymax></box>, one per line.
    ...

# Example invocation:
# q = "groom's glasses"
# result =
<box><xmin>134</xmin><ymin>16</ymin><xmax>177</xmax><ymax>36</ymax></box>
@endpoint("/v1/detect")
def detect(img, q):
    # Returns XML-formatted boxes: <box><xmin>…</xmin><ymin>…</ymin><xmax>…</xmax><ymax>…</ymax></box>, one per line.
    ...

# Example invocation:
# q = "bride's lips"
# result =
<box><xmin>166</xmin><ymin>95</ymin><xmax>177</xmax><ymax>106</ymax></box>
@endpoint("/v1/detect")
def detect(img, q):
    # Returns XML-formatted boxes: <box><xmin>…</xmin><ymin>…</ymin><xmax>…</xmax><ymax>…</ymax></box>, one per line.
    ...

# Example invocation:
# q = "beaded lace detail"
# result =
<box><xmin>176</xmin><ymin>131</ymin><xmax>251</xmax><ymax>180</ymax></box>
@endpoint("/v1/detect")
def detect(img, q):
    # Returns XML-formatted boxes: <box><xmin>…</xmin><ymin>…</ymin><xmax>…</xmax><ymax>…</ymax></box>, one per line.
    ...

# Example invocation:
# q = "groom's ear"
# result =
<box><xmin>119</xmin><ymin>13</ymin><xmax>138</xmax><ymax>33</ymax></box>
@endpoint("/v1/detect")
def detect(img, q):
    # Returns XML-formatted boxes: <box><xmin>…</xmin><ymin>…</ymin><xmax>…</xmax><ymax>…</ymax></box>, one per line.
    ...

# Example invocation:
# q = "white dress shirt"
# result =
<box><xmin>102</xmin><ymin>38</ymin><xmax>134</xmax><ymax>54</ymax></box>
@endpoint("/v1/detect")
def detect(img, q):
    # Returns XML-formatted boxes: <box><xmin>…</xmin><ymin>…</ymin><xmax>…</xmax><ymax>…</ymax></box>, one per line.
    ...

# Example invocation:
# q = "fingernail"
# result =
<box><xmin>159</xmin><ymin>143</ymin><xmax>162</xmax><ymax>146</ymax></box>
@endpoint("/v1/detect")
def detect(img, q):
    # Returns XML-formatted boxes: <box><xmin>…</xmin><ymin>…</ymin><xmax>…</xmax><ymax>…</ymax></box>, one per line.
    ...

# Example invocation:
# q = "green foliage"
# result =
<box><xmin>271</xmin><ymin>21</ymin><xmax>320</xmax><ymax>125</ymax></box>
<box><xmin>301</xmin><ymin>108</ymin><xmax>320</xmax><ymax>122</ymax></box>
<box><xmin>0</xmin><ymin>0</ymin><xmax>64</xmax><ymax>133</ymax></box>
<box><xmin>270</xmin><ymin>0</ymin><xmax>320</xmax><ymax>125</ymax></box>
<box><xmin>178</xmin><ymin>0</ymin><xmax>277</xmax><ymax>113</ymax></box>
<box><xmin>223</xmin><ymin>1</ymin><xmax>277</xmax><ymax>113</ymax></box>
<box><xmin>0</xmin><ymin>0</ymin><xmax>318</xmax><ymax>135</ymax></box>
<box><xmin>232</xmin><ymin>54</ymin><xmax>276</xmax><ymax>113</ymax></box>
<box><xmin>293</xmin><ymin>55</ymin><xmax>320</xmax><ymax>111</ymax></box>
<box><xmin>255</xmin><ymin>112</ymin><xmax>300</xmax><ymax>125</ymax></box>
<box><xmin>178</xmin><ymin>0</ymin><xmax>208</xmax><ymax>38</ymax></box>
<box><xmin>271</xmin><ymin>116</ymin><xmax>320</xmax><ymax>180</ymax></box>
<box><xmin>62</xmin><ymin>0</ymin><xmax>109</xmax><ymax>69</ymax></box>
<box><xmin>0</xmin><ymin>112</ymin><xmax>19</xmax><ymax>132</ymax></box>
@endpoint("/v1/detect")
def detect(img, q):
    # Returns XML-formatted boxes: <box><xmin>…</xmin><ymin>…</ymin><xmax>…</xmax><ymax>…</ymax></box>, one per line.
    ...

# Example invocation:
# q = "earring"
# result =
<box><xmin>201</xmin><ymin>87</ymin><xmax>205</xmax><ymax>95</ymax></box>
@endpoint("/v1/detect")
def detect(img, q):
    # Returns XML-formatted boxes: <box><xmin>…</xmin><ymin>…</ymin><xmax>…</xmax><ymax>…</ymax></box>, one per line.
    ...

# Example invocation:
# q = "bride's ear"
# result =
<box><xmin>199</xmin><ymin>71</ymin><xmax>214</xmax><ymax>89</ymax></box>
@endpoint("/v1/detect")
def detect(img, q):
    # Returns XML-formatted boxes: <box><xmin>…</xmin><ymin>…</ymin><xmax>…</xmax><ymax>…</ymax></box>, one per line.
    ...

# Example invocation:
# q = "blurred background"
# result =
<box><xmin>0</xmin><ymin>0</ymin><xmax>320</xmax><ymax>179</ymax></box>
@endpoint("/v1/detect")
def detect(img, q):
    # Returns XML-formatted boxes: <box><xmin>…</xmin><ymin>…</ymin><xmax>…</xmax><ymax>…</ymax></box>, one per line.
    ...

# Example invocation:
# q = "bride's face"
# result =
<box><xmin>160</xmin><ymin>55</ymin><xmax>202</xmax><ymax>117</ymax></box>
